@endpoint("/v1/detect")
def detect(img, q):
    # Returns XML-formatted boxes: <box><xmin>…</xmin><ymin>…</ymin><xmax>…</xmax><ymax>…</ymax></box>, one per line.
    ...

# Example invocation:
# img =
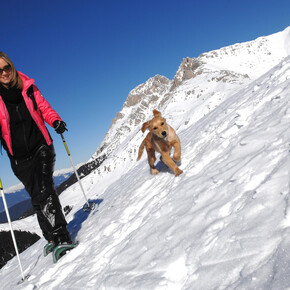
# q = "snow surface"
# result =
<box><xmin>0</xmin><ymin>29</ymin><xmax>290</xmax><ymax>289</ymax></box>
<box><xmin>199</xmin><ymin>26</ymin><xmax>290</xmax><ymax>79</ymax></box>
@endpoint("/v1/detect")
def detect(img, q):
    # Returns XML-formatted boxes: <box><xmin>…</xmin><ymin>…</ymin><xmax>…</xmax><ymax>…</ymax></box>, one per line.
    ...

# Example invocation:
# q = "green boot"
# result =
<box><xmin>43</xmin><ymin>241</ymin><xmax>55</xmax><ymax>257</ymax></box>
<box><xmin>52</xmin><ymin>242</ymin><xmax>77</xmax><ymax>263</ymax></box>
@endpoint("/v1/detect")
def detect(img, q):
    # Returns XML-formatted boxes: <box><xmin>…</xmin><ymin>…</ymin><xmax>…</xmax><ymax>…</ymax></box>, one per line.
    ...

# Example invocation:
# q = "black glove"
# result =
<box><xmin>53</xmin><ymin>120</ymin><xmax>67</xmax><ymax>134</ymax></box>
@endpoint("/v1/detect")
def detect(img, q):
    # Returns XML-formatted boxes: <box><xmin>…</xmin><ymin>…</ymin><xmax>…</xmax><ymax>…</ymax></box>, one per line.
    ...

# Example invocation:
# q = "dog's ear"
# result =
<box><xmin>141</xmin><ymin>121</ymin><xmax>150</xmax><ymax>133</ymax></box>
<box><xmin>153</xmin><ymin>109</ymin><xmax>161</xmax><ymax>118</ymax></box>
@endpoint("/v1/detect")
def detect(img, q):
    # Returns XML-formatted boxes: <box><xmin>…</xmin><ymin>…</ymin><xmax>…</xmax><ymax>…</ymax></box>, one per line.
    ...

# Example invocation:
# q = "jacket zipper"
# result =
<box><xmin>24</xmin><ymin>91</ymin><xmax>49</xmax><ymax>143</ymax></box>
<box><xmin>16</xmin><ymin>105</ymin><xmax>30</xmax><ymax>154</ymax></box>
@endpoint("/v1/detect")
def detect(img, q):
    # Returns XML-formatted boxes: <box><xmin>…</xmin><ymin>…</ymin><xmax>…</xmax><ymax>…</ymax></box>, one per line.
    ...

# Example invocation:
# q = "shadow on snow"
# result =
<box><xmin>68</xmin><ymin>199</ymin><xmax>103</xmax><ymax>241</ymax></box>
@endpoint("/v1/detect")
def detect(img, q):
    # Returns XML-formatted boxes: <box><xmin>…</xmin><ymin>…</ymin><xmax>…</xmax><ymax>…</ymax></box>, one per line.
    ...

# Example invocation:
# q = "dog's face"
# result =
<box><xmin>142</xmin><ymin>110</ymin><xmax>169</xmax><ymax>139</ymax></box>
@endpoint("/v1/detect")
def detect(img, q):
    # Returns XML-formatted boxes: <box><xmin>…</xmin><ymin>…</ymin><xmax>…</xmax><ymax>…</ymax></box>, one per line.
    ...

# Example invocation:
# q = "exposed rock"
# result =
<box><xmin>172</xmin><ymin>57</ymin><xmax>204</xmax><ymax>88</ymax></box>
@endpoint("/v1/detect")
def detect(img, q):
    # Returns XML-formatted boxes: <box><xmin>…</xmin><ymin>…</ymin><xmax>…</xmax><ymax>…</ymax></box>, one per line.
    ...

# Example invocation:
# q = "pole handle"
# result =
<box><xmin>61</xmin><ymin>133</ymin><xmax>71</xmax><ymax>156</ymax></box>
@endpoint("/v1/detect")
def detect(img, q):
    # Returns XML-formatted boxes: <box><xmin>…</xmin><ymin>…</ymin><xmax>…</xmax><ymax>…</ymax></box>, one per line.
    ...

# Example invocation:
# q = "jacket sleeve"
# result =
<box><xmin>32</xmin><ymin>85</ymin><xmax>62</xmax><ymax>127</ymax></box>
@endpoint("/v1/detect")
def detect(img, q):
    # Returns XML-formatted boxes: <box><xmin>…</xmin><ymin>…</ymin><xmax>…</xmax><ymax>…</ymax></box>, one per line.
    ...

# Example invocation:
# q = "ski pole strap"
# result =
<box><xmin>61</xmin><ymin>134</ymin><xmax>71</xmax><ymax>156</ymax></box>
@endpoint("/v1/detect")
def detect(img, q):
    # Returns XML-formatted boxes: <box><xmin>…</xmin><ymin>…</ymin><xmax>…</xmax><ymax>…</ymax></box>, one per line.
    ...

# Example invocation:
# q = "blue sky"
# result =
<box><xmin>0</xmin><ymin>0</ymin><xmax>289</xmax><ymax>188</ymax></box>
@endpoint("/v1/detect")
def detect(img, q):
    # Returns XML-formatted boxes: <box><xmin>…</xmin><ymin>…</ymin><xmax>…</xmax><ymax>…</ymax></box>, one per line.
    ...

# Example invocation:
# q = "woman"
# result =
<box><xmin>0</xmin><ymin>52</ymin><xmax>73</xmax><ymax>259</ymax></box>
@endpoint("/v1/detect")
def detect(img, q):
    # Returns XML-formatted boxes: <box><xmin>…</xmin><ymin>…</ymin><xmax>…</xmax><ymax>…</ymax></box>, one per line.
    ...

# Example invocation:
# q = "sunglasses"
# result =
<box><xmin>0</xmin><ymin>64</ymin><xmax>11</xmax><ymax>75</ymax></box>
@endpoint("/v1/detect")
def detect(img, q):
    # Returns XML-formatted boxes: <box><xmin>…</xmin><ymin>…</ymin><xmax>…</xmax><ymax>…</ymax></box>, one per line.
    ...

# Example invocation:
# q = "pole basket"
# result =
<box><xmin>17</xmin><ymin>274</ymin><xmax>31</xmax><ymax>285</ymax></box>
<box><xmin>83</xmin><ymin>201</ymin><xmax>96</xmax><ymax>212</ymax></box>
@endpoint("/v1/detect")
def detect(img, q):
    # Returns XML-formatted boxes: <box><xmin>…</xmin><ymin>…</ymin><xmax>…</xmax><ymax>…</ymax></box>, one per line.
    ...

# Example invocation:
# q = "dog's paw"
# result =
<box><xmin>151</xmin><ymin>168</ymin><xmax>160</xmax><ymax>175</ymax></box>
<box><xmin>173</xmin><ymin>157</ymin><xmax>181</xmax><ymax>163</ymax></box>
<box><xmin>174</xmin><ymin>168</ymin><xmax>183</xmax><ymax>176</ymax></box>
<box><xmin>174</xmin><ymin>160</ymin><xmax>181</xmax><ymax>166</ymax></box>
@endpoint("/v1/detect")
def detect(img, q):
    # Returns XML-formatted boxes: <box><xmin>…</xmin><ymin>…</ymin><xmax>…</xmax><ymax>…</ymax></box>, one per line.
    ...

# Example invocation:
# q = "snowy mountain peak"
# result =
<box><xmin>92</xmin><ymin>28</ymin><xmax>290</xmax><ymax>164</ymax></box>
<box><xmin>198</xmin><ymin>26</ymin><xmax>290</xmax><ymax>78</ymax></box>
<box><xmin>125</xmin><ymin>74</ymin><xmax>171</xmax><ymax>107</ymax></box>
<box><xmin>91</xmin><ymin>74</ymin><xmax>171</xmax><ymax>159</ymax></box>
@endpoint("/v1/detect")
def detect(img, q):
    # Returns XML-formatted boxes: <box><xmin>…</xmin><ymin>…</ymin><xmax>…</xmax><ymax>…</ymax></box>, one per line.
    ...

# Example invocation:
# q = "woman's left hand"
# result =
<box><xmin>53</xmin><ymin>120</ymin><xmax>67</xmax><ymax>134</ymax></box>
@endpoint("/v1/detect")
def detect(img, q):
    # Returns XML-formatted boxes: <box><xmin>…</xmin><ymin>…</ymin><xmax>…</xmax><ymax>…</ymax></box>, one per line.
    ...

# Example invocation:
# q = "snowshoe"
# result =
<box><xmin>43</xmin><ymin>241</ymin><xmax>55</xmax><ymax>257</ymax></box>
<box><xmin>52</xmin><ymin>242</ymin><xmax>77</xmax><ymax>263</ymax></box>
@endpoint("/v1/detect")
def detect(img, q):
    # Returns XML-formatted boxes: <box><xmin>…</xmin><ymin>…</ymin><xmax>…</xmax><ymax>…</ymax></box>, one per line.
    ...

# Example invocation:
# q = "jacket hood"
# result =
<box><xmin>18</xmin><ymin>71</ymin><xmax>35</xmax><ymax>91</ymax></box>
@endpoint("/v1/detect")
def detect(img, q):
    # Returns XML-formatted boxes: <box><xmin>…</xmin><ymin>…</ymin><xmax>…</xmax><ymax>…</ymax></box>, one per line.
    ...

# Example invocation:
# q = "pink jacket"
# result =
<box><xmin>0</xmin><ymin>71</ymin><xmax>62</xmax><ymax>156</ymax></box>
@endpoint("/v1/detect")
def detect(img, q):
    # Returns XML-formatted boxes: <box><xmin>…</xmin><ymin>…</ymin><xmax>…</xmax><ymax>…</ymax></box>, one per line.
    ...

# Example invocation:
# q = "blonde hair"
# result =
<box><xmin>0</xmin><ymin>52</ymin><xmax>23</xmax><ymax>89</ymax></box>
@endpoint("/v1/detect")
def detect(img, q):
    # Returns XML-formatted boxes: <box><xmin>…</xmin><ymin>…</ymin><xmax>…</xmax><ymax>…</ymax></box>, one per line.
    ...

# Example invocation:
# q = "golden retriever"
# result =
<box><xmin>137</xmin><ymin>109</ymin><xmax>183</xmax><ymax>176</ymax></box>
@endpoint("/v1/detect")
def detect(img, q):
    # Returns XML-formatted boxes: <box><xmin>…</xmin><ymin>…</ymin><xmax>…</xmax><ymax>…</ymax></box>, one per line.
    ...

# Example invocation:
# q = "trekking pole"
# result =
<box><xmin>60</xmin><ymin>133</ymin><xmax>95</xmax><ymax>212</ymax></box>
<box><xmin>0</xmin><ymin>178</ymin><xmax>25</xmax><ymax>281</ymax></box>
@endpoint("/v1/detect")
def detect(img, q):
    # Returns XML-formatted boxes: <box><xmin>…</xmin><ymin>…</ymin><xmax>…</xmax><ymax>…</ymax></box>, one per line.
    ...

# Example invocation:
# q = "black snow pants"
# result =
<box><xmin>10</xmin><ymin>144</ymin><xmax>71</xmax><ymax>243</ymax></box>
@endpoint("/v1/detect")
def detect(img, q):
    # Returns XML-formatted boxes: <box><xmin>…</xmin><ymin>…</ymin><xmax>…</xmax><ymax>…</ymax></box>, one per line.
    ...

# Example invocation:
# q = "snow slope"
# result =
<box><xmin>0</xmin><ymin>29</ymin><xmax>290</xmax><ymax>289</ymax></box>
<box><xmin>198</xmin><ymin>26</ymin><xmax>290</xmax><ymax>78</ymax></box>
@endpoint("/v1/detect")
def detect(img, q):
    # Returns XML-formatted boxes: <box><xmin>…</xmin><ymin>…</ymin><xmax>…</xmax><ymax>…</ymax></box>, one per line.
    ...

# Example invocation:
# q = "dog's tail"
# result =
<box><xmin>137</xmin><ymin>138</ymin><xmax>146</xmax><ymax>161</ymax></box>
